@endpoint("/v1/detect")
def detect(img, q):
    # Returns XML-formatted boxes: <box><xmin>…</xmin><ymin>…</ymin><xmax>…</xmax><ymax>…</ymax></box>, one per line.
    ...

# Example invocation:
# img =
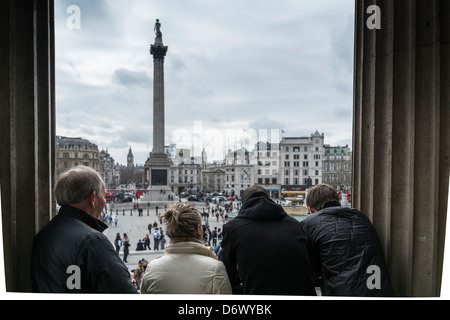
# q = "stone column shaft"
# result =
<box><xmin>150</xmin><ymin>41</ymin><xmax>168</xmax><ymax>157</ymax></box>
<box><xmin>153</xmin><ymin>57</ymin><xmax>165</xmax><ymax>154</ymax></box>
<box><xmin>353</xmin><ymin>0</ymin><xmax>450</xmax><ymax>296</ymax></box>
<box><xmin>0</xmin><ymin>0</ymin><xmax>56</xmax><ymax>292</ymax></box>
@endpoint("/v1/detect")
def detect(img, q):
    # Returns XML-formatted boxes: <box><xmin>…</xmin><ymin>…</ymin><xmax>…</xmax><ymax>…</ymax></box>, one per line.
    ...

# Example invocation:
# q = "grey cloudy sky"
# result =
<box><xmin>55</xmin><ymin>0</ymin><xmax>355</xmax><ymax>165</ymax></box>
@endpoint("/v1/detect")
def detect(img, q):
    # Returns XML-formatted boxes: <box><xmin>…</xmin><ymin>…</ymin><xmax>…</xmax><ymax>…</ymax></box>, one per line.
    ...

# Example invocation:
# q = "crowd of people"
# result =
<box><xmin>107</xmin><ymin>198</ymin><xmax>229</xmax><ymax>253</ymax></box>
<box><xmin>111</xmin><ymin>211</ymin><xmax>225</xmax><ymax>265</ymax></box>
<box><xmin>31</xmin><ymin>165</ymin><xmax>395</xmax><ymax>296</ymax></box>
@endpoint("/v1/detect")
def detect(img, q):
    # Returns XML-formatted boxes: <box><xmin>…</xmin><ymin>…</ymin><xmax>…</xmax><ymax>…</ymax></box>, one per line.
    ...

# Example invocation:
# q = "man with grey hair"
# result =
<box><xmin>31</xmin><ymin>166</ymin><xmax>137</xmax><ymax>293</ymax></box>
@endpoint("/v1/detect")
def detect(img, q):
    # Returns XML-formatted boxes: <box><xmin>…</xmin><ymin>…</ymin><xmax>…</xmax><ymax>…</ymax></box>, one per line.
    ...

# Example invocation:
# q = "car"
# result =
<box><xmin>187</xmin><ymin>195</ymin><xmax>200</xmax><ymax>202</ymax></box>
<box><xmin>118</xmin><ymin>197</ymin><xmax>132</xmax><ymax>203</ymax></box>
<box><xmin>213</xmin><ymin>196</ymin><xmax>226</xmax><ymax>203</ymax></box>
<box><xmin>226</xmin><ymin>196</ymin><xmax>235</xmax><ymax>201</ymax></box>
<box><xmin>116</xmin><ymin>192</ymin><xmax>133</xmax><ymax>203</ymax></box>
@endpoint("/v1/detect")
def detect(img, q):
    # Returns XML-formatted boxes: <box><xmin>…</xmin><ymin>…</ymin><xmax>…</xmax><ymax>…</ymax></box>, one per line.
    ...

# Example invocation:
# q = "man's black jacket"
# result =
<box><xmin>300</xmin><ymin>204</ymin><xmax>395</xmax><ymax>296</ymax></box>
<box><xmin>219</xmin><ymin>192</ymin><xmax>316</xmax><ymax>295</ymax></box>
<box><xmin>31</xmin><ymin>205</ymin><xmax>137</xmax><ymax>293</ymax></box>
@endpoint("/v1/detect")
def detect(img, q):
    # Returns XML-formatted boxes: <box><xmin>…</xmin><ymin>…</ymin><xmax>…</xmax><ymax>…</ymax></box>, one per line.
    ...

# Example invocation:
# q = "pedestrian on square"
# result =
<box><xmin>300</xmin><ymin>184</ymin><xmax>395</xmax><ymax>297</ymax></box>
<box><xmin>219</xmin><ymin>185</ymin><xmax>316</xmax><ymax>295</ymax></box>
<box><xmin>31</xmin><ymin>166</ymin><xmax>137</xmax><ymax>293</ymax></box>
<box><xmin>135</xmin><ymin>259</ymin><xmax>147</xmax><ymax>289</ymax></box>
<box><xmin>140</xmin><ymin>203</ymin><xmax>232</xmax><ymax>294</ymax></box>
<box><xmin>204</xmin><ymin>229</ymin><xmax>210</xmax><ymax>244</ymax></box>
<box><xmin>143</xmin><ymin>234</ymin><xmax>151</xmax><ymax>250</ymax></box>
<box><xmin>114</xmin><ymin>233</ymin><xmax>122</xmax><ymax>255</ymax></box>
<box><xmin>135</xmin><ymin>239</ymin><xmax>145</xmax><ymax>251</ymax></box>
<box><xmin>123</xmin><ymin>234</ymin><xmax>131</xmax><ymax>263</ymax></box>
<box><xmin>114</xmin><ymin>215</ymin><xmax>118</xmax><ymax>227</ymax></box>
<box><xmin>211</xmin><ymin>227</ymin><xmax>218</xmax><ymax>247</ymax></box>
<box><xmin>153</xmin><ymin>228</ymin><xmax>161</xmax><ymax>250</ymax></box>
<box><xmin>159</xmin><ymin>227</ymin><xmax>166</xmax><ymax>250</ymax></box>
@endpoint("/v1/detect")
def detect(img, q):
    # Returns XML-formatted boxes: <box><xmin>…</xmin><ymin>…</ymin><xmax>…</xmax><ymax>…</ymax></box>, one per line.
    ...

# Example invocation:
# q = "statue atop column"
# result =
<box><xmin>154</xmin><ymin>19</ymin><xmax>162</xmax><ymax>39</ymax></box>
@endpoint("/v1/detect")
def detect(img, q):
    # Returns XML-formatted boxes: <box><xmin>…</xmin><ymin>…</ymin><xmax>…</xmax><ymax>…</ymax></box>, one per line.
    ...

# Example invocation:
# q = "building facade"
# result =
<box><xmin>170</xmin><ymin>163</ymin><xmax>202</xmax><ymax>195</ymax></box>
<box><xmin>201</xmin><ymin>162</ymin><xmax>226</xmax><ymax>193</ymax></box>
<box><xmin>224</xmin><ymin>147</ymin><xmax>255</xmax><ymax>196</ymax></box>
<box><xmin>164</xmin><ymin>132</ymin><xmax>352</xmax><ymax>197</ymax></box>
<box><xmin>254</xmin><ymin>141</ymin><xmax>280</xmax><ymax>197</ymax></box>
<box><xmin>279</xmin><ymin>131</ymin><xmax>324</xmax><ymax>188</ymax></box>
<box><xmin>55</xmin><ymin>136</ymin><xmax>99</xmax><ymax>176</ymax></box>
<box><xmin>168</xmin><ymin>147</ymin><xmax>202</xmax><ymax>194</ymax></box>
<box><xmin>98</xmin><ymin>149</ymin><xmax>121</xmax><ymax>189</ymax></box>
<box><xmin>322</xmin><ymin>145</ymin><xmax>352</xmax><ymax>191</ymax></box>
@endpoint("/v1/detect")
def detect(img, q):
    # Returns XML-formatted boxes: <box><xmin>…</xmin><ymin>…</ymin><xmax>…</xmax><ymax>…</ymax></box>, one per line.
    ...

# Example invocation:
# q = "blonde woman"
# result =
<box><xmin>140</xmin><ymin>203</ymin><xmax>232</xmax><ymax>294</ymax></box>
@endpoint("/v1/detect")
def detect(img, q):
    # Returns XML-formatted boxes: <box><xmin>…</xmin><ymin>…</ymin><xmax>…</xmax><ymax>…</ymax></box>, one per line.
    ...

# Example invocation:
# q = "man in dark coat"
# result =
<box><xmin>300</xmin><ymin>184</ymin><xmax>395</xmax><ymax>297</ymax></box>
<box><xmin>219</xmin><ymin>186</ymin><xmax>316</xmax><ymax>295</ymax></box>
<box><xmin>31</xmin><ymin>166</ymin><xmax>137</xmax><ymax>293</ymax></box>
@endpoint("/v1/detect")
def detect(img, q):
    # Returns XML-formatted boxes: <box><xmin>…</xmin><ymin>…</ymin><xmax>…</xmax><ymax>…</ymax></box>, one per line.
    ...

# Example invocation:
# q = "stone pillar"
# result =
<box><xmin>353</xmin><ymin>0</ymin><xmax>450</xmax><ymax>296</ymax></box>
<box><xmin>0</xmin><ymin>0</ymin><xmax>56</xmax><ymax>292</ymax></box>
<box><xmin>144</xmin><ymin>20</ymin><xmax>172</xmax><ymax>201</ymax></box>
<box><xmin>151</xmin><ymin>42</ymin><xmax>167</xmax><ymax>155</ymax></box>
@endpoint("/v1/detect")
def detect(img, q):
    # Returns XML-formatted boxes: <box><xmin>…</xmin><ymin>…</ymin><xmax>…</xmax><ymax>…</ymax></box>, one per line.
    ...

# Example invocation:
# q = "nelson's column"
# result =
<box><xmin>144</xmin><ymin>19</ymin><xmax>172</xmax><ymax>200</ymax></box>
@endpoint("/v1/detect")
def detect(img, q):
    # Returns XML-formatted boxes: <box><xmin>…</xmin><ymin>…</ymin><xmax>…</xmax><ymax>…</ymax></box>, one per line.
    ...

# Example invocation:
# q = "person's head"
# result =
<box><xmin>241</xmin><ymin>185</ymin><xmax>269</xmax><ymax>205</ymax></box>
<box><xmin>162</xmin><ymin>203</ymin><xmax>202</xmax><ymax>240</ymax></box>
<box><xmin>306</xmin><ymin>184</ymin><xmax>340</xmax><ymax>213</ymax></box>
<box><xmin>54</xmin><ymin>166</ymin><xmax>106</xmax><ymax>219</ymax></box>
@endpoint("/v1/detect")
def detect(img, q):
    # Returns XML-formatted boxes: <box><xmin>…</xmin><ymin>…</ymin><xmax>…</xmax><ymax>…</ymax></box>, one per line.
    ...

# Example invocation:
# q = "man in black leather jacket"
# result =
<box><xmin>300</xmin><ymin>184</ymin><xmax>395</xmax><ymax>296</ymax></box>
<box><xmin>31</xmin><ymin>166</ymin><xmax>137</xmax><ymax>293</ymax></box>
<box><xmin>219</xmin><ymin>186</ymin><xmax>316</xmax><ymax>295</ymax></box>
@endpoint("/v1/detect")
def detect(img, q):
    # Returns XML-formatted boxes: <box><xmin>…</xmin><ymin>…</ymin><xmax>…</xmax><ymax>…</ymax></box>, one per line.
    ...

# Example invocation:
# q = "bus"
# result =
<box><xmin>106</xmin><ymin>189</ymin><xmax>133</xmax><ymax>202</ymax></box>
<box><xmin>135</xmin><ymin>189</ymin><xmax>148</xmax><ymax>198</ymax></box>
<box><xmin>280</xmin><ymin>186</ymin><xmax>307</xmax><ymax>202</ymax></box>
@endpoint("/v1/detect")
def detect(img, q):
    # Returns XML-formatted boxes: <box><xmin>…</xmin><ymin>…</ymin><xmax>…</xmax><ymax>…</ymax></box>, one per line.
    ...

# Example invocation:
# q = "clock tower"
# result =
<box><xmin>127</xmin><ymin>147</ymin><xmax>134</xmax><ymax>169</ymax></box>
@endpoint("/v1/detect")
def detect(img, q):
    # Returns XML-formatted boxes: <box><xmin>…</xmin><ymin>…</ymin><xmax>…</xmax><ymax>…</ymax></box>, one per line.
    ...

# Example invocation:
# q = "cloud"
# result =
<box><xmin>54</xmin><ymin>0</ymin><xmax>356</xmax><ymax>165</ymax></box>
<box><xmin>331</xmin><ymin>14</ymin><xmax>355</xmax><ymax>95</ymax></box>
<box><xmin>112</xmin><ymin>68</ymin><xmax>151</xmax><ymax>87</ymax></box>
